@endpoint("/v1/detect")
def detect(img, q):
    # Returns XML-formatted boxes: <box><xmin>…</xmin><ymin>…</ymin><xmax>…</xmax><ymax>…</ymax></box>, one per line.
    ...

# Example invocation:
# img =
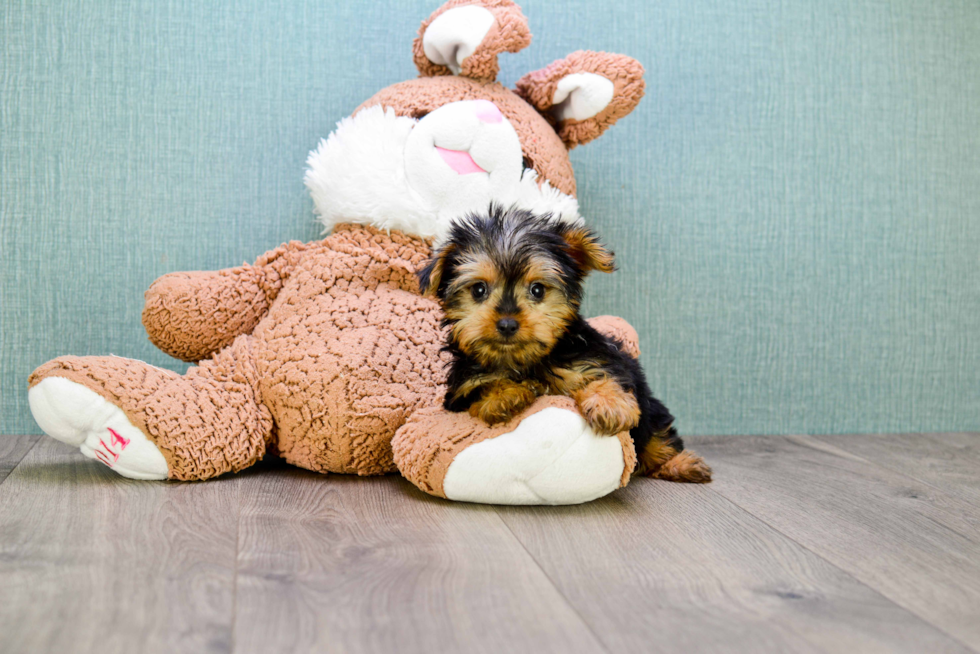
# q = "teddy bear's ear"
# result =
<box><xmin>516</xmin><ymin>51</ymin><xmax>645</xmax><ymax>149</ymax></box>
<box><xmin>413</xmin><ymin>0</ymin><xmax>531</xmax><ymax>82</ymax></box>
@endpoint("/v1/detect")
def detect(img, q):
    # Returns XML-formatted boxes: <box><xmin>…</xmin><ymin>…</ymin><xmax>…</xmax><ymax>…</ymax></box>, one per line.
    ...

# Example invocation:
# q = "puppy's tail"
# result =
<box><xmin>635</xmin><ymin>426</ymin><xmax>712</xmax><ymax>483</ymax></box>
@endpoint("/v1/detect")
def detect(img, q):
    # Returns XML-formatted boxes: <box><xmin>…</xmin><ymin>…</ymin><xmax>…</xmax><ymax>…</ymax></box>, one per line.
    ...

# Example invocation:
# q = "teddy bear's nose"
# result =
<box><xmin>473</xmin><ymin>100</ymin><xmax>503</xmax><ymax>124</ymax></box>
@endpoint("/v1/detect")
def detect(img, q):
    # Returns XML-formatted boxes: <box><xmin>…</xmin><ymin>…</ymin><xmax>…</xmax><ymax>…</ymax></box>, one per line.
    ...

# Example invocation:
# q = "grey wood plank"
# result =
<box><xmin>0</xmin><ymin>438</ymin><xmax>240</xmax><ymax>654</ymax></box>
<box><xmin>233</xmin><ymin>462</ymin><xmax>607</xmax><ymax>654</ymax></box>
<box><xmin>0</xmin><ymin>435</ymin><xmax>39</xmax><ymax>485</ymax></box>
<box><xmin>694</xmin><ymin>434</ymin><xmax>980</xmax><ymax>650</ymax></box>
<box><xmin>814</xmin><ymin>432</ymin><xmax>980</xmax><ymax>508</ymax></box>
<box><xmin>494</xmin><ymin>477</ymin><xmax>970</xmax><ymax>654</ymax></box>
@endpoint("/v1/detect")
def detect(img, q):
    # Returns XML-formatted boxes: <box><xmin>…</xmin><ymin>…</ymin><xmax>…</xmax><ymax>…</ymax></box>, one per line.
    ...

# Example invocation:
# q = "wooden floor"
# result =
<box><xmin>1</xmin><ymin>433</ymin><xmax>979</xmax><ymax>654</ymax></box>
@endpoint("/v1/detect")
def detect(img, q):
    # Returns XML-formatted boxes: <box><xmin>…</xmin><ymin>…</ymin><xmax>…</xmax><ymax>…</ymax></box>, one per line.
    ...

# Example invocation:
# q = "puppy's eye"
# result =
<box><xmin>471</xmin><ymin>282</ymin><xmax>489</xmax><ymax>301</ymax></box>
<box><xmin>529</xmin><ymin>283</ymin><xmax>546</xmax><ymax>301</ymax></box>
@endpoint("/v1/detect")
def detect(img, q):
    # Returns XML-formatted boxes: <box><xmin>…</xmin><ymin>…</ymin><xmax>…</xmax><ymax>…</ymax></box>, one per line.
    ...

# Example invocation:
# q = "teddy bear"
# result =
<box><xmin>27</xmin><ymin>0</ymin><xmax>708</xmax><ymax>505</ymax></box>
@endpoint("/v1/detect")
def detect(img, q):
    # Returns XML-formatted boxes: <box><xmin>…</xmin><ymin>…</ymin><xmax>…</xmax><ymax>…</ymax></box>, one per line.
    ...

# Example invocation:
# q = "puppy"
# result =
<box><xmin>418</xmin><ymin>205</ymin><xmax>711</xmax><ymax>483</ymax></box>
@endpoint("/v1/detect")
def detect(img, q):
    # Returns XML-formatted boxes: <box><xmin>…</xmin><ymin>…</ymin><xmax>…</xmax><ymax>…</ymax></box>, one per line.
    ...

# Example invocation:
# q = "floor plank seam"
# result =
<box><xmin>799</xmin><ymin>434</ymin><xmax>980</xmax><ymax>515</ymax></box>
<box><xmin>701</xmin><ymin>478</ymin><xmax>980</xmax><ymax>654</ymax></box>
<box><xmin>229</xmin><ymin>478</ymin><xmax>243</xmax><ymax>654</ymax></box>
<box><xmin>0</xmin><ymin>435</ymin><xmax>41</xmax><ymax>487</ymax></box>
<box><xmin>812</xmin><ymin>436</ymin><xmax>980</xmax><ymax>509</ymax></box>
<box><xmin>491</xmin><ymin>508</ymin><xmax>613</xmax><ymax>654</ymax></box>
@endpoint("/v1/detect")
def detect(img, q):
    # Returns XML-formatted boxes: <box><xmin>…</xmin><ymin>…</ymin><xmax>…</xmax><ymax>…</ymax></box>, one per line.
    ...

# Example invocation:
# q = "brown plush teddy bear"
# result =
<box><xmin>27</xmin><ymin>0</ymin><xmax>708</xmax><ymax>504</ymax></box>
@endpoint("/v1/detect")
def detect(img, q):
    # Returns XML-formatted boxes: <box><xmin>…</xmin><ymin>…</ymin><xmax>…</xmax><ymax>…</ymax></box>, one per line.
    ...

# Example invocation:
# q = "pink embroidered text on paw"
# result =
<box><xmin>93</xmin><ymin>427</ymin><xmax>130</xmax><ymax>467</ymax></box>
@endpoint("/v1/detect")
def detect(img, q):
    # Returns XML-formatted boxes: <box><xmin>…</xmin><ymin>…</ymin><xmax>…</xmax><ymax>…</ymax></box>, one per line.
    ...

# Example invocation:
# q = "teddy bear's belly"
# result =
<box><xmin>251</xmin><ymin>284</ymin><xmax>447</xmax><ymax>475</ymax></box>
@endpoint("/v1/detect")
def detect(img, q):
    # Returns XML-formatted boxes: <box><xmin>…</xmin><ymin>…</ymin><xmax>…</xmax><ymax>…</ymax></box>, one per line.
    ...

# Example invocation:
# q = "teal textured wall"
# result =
<box><xmin>2</xmin><ymin>0</ymin><xmax>978</xmax><ymax>436</ymax></box>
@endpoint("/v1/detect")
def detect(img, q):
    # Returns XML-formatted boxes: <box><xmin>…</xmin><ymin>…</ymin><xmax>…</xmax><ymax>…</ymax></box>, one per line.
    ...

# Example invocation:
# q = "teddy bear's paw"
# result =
<box><xmin>28</xmin><ymin>377</ymin><xmax>169</xmax><ymax>480</ymax></box>
<box><xmin>442</xmin><ymin>406</ymin><xmax>626</xmax><ymax>505</ymax></box>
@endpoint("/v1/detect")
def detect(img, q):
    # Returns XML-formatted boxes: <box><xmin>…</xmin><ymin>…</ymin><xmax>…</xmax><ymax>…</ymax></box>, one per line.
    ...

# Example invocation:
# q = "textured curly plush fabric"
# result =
<box><xmin>142</xmin><ymin>241</ymin><xmax>310</xmax><ymax>363</ymax></box>
<box><xmin>249</xmin><ymin>225</ymin><xmax>447</xmax><ymax>475</ymax></box>
<box><xmin>588</xmin><ymin>315</ymin><xmax>641</xmax><ymax>359</ymax></box>
<box><xmin>32</xmin><ymin>224</ymin><xmax>448</xmax><ymax>480</ymax></box>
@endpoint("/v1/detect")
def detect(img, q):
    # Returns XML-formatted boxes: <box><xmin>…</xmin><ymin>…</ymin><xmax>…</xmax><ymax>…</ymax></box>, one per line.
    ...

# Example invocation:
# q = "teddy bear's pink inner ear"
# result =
<box><xmin>516</xmin><ymin>51</ymin><xmax>645</xmax><ymax>149</ymax></box>
<box><xmin>413</xmin><ymin>0</ymin><xmax>532</xmax><ymax>81</ymax></box>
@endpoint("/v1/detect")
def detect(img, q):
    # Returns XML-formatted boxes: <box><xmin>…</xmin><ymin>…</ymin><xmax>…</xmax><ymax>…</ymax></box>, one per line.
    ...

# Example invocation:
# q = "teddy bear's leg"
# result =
<box><xmin>393</xmin><ymin>396</ymin><xmax>636</xmax><ymax>505</ymax></box>
<box><xmin>28</xmin><ymin>335</ymin><xmax>273</xmax><ymax>481</ymax></box>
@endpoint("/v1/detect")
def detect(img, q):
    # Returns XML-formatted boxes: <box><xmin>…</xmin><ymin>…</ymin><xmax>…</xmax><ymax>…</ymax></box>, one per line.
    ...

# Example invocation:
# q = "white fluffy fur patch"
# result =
<box><xmin>305</xmin><ymin>105</ymin><xmax>582</xmax><ymax>244</ymax></box>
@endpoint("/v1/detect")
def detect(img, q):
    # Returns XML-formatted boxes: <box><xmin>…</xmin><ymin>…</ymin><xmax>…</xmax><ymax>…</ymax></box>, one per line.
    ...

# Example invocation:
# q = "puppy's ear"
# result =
<box><xmin>417</xmin><ymin>243</ymin><xmax>456</xmax><ymax>297</ymax></box>
<box><xmin>562</xmin><ymin>227</ymin><xmax>616</xmax><ymax>274</ymax></box>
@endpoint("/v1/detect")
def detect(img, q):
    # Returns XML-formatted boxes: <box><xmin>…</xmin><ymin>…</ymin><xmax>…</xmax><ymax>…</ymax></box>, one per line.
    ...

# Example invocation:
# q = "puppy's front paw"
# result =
<box><xmin>573</xmin><ymin>379</ymin><xmax>640</xmax><ymax>436</ymax></box>
<box><xmin>469</xmin><ymin>380</ymin><xmax>538</xmax><ymax>425</ymax></box>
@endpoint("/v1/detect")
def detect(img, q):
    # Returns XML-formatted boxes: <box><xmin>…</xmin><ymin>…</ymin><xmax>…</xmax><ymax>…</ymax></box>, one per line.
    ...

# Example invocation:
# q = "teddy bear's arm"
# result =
<box><xmin>142</xmin><ymin>240</ymin><xmax>309</xmax><ymax>362</ymax></box>
<box><xmin>587</xmin><ymin>315</ymin><xmax>640</xmax><ymax>359</ymax></box>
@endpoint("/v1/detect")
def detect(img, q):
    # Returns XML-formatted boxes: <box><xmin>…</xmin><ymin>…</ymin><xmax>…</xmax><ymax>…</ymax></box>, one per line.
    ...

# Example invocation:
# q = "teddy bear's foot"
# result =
<box><xmin>393</xmin><ymin>396</ymin><xmax>634</xmax><ymax>505</ymax></box>
<box><xmin>28</xmin><ymin>377</ymin><xmax>169</xmax><ymax>480</ymax></box>
<box><xmin>444</xmin><ymin>406</ymin><xmax>625</xmax><ymax>504</ymax></box>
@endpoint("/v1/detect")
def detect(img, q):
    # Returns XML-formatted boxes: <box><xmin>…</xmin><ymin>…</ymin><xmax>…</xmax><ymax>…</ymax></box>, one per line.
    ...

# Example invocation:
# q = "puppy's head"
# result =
<box><xmin>418</xmin><ymin>205</ymin><xmax>615</xmax><ymax>368</ymax></box>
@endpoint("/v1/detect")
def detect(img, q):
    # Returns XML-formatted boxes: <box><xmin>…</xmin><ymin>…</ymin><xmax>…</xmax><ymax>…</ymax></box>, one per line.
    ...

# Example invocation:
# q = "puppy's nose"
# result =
<box><xmin>496</xmin><ymin>317</ymin><xmax>519</xmax><ymax>337</ymax></box>
<box><xmin>473</xmin><ymin>99</ymin><xmax>503</xmax><ymax>124</ymax></box>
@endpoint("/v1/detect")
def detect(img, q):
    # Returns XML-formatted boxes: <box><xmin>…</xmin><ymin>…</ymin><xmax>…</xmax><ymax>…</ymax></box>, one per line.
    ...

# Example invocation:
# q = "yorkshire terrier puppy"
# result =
<box><xmin>418</xmin><ymin>206</ymin><xmax>711</xmax><ymax>483</ymax></box>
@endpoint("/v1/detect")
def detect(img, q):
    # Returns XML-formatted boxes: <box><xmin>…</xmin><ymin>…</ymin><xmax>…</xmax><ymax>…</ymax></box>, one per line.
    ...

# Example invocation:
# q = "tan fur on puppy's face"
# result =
<box><xmin>443</xmin><ymin>249</ymin><xmax>576</xmax><ymax>369</ymax></box>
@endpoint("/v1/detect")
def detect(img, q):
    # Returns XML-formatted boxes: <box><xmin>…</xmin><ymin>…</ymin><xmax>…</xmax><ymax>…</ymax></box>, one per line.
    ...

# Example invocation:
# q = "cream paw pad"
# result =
<box><xmin>28</xmin><ymin>377</ymin><xmax>169</xmax><ymax>480</ymax></box>
<box><xmin>442</xmin><ymin>406</ymin><xmax>627</xmax><ymax>505</ymax></box>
